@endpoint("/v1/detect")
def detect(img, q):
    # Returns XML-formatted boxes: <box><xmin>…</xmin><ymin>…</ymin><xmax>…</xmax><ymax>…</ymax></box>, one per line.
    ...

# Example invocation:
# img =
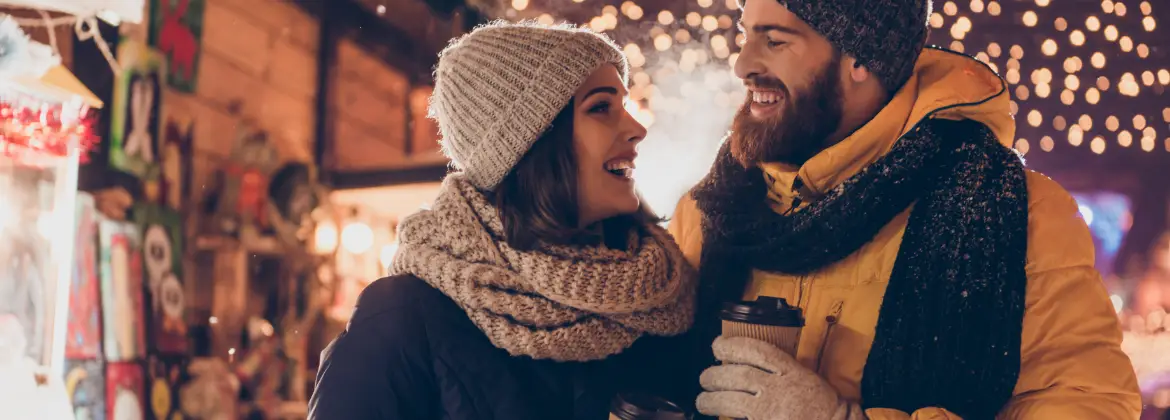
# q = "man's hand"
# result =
<box><xmin>696</xmin><ymin>336</ymin><xmax>865</xmax><ymax>420</ymax></box>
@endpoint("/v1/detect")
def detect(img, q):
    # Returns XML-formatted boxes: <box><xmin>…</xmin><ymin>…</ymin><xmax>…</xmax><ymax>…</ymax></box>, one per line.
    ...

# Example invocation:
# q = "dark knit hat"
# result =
<box><xmin>740</xmin><ymin>0</ymin><xmax>932</xmax><ymax>92</ymax></box>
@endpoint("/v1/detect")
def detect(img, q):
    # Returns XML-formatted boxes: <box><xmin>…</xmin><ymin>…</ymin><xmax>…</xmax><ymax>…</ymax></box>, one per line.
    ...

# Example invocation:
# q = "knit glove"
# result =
<box><xmin>696</xmin><ymin>336</ymin><xmax>866</xmax><ymax>420</ymax></box>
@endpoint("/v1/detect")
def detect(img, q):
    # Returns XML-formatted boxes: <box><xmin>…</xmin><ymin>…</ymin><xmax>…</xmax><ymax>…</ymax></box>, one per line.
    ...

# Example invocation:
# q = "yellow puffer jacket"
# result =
<box><xmin>668</xmin><ymin>49</ymin><xmax>1142</xmax><ymax>419</ymax></box>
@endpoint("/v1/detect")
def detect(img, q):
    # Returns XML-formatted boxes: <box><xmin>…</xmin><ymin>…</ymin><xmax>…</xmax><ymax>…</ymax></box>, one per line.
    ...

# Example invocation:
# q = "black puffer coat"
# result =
<box><xmin>307</xmin><ymin>274</ymin><xmax>681</xmax><ymax>420</ymax></box>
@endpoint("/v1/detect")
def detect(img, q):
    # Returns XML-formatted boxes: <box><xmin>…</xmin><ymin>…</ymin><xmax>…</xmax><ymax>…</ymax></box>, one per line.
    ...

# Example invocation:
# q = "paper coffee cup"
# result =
<box><xmin>609</xmin><ymin>393</ymin><xmax>691</xmax><ymax>420</ymax></box>
<box><xmin>719</xmin><ymin>297</ymin><xmax>804</xmax><ymax>355</ymax></box>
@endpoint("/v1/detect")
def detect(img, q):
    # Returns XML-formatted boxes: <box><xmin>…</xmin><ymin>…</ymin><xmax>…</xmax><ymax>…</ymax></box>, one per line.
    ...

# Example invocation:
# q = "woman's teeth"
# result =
<box><xmin>752</xmin><ymin>91</ymin><xmax>781</xmax><ymax>104</ymax></box>
<box><xmin>605</xmin><ymin>159</ymin><xmax>635</xmax><ymax>179</ymax></box>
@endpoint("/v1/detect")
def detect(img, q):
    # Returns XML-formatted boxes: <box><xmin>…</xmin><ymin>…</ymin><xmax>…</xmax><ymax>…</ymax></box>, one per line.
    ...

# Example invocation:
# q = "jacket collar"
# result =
<box><xmin>760</xmin><ymin>47</ymin><xmax>1014</xmax><ymax>208</ymax></box>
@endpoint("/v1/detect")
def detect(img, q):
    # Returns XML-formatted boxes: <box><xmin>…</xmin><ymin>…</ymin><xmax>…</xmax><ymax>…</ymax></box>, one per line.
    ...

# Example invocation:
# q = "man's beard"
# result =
<box><xmin>730</xmin><ymin>56</ymin><xmax>845</xmax><ymax>167</ymax></box>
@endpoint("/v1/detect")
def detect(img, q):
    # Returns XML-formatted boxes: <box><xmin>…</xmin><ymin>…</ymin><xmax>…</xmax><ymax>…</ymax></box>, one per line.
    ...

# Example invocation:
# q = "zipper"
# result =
<box><xmin>795</xmin><ymin>275</ymin><xmax>810</xmax><ymax>308</ymax></box>
<box><xmin>815</xmin><ymin>300</ymin><xmax>845</xmax><ymax>374</ymax></box>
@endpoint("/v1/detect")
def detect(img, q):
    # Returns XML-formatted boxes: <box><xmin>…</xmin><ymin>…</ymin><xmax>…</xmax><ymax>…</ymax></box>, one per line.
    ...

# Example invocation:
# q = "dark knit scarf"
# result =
<box><xmin>691</xmin><ymin>118</ymin><xmax>1028</xmax><ymax>419</ymax></box>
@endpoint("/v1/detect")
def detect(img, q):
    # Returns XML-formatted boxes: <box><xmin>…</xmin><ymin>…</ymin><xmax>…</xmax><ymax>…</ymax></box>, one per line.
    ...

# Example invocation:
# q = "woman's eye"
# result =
<box><xmin>589</xmin><ymin>102</ymin><xmax>612</xmax><ymax>114</ymax></box>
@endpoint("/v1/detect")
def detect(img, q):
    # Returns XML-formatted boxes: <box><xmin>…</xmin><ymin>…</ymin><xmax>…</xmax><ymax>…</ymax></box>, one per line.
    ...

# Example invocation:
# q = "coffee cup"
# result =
<box><xmin>719</xmin><ymin>296</ymin><xmax>804</xmax><ymax>355</ymax></box>
<box><xmin>609</xmin><ymin>393</ymin><xmax>691</xmax><ymax>420</ymax></box>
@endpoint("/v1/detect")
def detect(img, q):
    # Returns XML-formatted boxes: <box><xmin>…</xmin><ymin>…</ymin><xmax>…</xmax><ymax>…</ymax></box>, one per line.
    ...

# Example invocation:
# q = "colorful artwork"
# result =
<box><xmin>209</xmin><ymin>125</ymin><xmax>279</xmax><ymax>235</ymax></box>
<box><xmin>157</xmin><ymin>117</ymin><xmax>194</xmax><ymax>210</ymax></box>
<box><xmin>133</xmin><ymin>204</ymin><xmax>187</xmax><ymax>355</ymax></box>
<box><xmin>146</xmin><ymin>354</ymin><xmax>188</xmax><ymax>420</ymax></box>
<box><xmin>149</xmin><ymin>0</ymin><xmax>204</xmax><ymax>92</ymax></box>
<box><xmin>110</xmin><ymin>40</ymin><xmax>166</xmax><ymax>178</ymax></box>
<box><xmin>66</xmin><ymin>193</ymin><xmax>103</xmax><ymax>359</ymax></box>
<box><xmin>107</xmin><ymin>362</ymin><xmax>146</xmax><ymax>420</ymax></box>
<box><xmin>64</xmin><ymin>359</ymin><xmax>107</xmax><ymax>420</ymax></box>
<box><xmin>98</xmin><ymin>220</ymin><xmax>146</xmax><ymax>361</ymax></box>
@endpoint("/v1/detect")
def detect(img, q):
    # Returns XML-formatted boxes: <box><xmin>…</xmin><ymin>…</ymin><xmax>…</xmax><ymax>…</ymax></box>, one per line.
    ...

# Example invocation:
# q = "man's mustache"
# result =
<box><xmin>743</xmin><ymin>75</ymin><xmax>789</xmax><ymax>95</ymax></box>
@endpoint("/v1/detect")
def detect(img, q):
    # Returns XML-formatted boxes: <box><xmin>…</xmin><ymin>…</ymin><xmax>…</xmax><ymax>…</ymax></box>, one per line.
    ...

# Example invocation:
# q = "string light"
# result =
<box><xmin>0</xmin><ymin>97</ymin><xmax>98</xmax><ymax>164</ymax></box>
<box><xmin>507</xmin><ymin>0</ymin><xmax>1167</xmax><ymax>160</ymax></box>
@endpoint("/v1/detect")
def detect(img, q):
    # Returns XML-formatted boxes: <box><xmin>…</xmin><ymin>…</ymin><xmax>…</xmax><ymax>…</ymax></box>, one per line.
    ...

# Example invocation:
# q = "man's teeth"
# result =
<box><xmin>752</xmin><ymin>91</ymin><xmax>780</xmax><ymax>104</ymax></box>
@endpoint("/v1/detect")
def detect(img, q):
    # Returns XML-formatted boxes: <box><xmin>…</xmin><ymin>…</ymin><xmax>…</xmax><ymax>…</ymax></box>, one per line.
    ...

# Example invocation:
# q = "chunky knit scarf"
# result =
<box><xmin>691</xmin><ymin>118</ymin><xmax>1028</xmax><ymax>419</ymax></box>
<box><xmin>390</xmin><ymin>174</ymin><xmax>696</xmax><ymax>362</ymax></box>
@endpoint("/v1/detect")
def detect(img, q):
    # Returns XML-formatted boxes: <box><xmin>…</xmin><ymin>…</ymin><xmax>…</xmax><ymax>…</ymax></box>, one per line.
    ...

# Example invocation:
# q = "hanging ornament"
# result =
<box><xmin>0</xmin><ymin>95</ymin><xmax>98</xmax><ymax>164</ymax></box>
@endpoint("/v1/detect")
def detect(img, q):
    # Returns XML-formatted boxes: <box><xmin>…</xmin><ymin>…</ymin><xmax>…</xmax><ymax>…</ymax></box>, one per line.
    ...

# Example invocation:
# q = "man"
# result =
<box><xmin>666</xmin><ymin>0</ymin><xmax>1143</xmax><ymax>418</ymax></box>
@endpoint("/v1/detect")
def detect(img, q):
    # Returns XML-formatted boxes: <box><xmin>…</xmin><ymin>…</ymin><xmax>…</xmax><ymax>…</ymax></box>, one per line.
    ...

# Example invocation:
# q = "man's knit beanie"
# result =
<box><xmin>739</xmin><ymin>0</ymin><xmax>932</xmax><ymax>93</ymax></box>
<box><xmin>429</xmin><ymin>20</ymin><xmax>628</xmax><ymax>191</ymax></box>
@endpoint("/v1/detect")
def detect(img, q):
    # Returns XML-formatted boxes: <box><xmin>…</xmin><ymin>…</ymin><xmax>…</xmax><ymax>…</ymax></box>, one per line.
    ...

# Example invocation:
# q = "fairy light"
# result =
<box><xmin>495</xmin><ymin>0</ymin><xmax>1166</xmax><ymax>214</ymax></box>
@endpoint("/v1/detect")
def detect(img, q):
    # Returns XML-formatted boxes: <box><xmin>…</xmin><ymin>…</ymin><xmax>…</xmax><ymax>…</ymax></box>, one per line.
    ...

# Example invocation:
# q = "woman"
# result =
<box><xmin>307</xmin><ymin>21</ymin><xmax>696</xmax><ymax>420</ymax></box>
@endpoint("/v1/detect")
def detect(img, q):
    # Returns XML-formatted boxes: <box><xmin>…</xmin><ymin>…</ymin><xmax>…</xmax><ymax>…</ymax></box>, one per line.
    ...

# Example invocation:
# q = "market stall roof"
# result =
<box><xmin>8</xmin><ymin>64</ymin><xmax>104</xmax><ymax>108</ymax></box>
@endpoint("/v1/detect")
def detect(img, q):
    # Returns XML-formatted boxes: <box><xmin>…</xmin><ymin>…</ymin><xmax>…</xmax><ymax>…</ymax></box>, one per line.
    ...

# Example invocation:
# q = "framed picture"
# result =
<box><xmin>66</xmin><ymin>193</ymin><xmax>103</xmax><ymax>359</ymax></box>
<box><xmin>148</xmin><ymin>0</ymin><xmax>205</xmax><ymax>92</ymax></box>
<box><xmin>64</xmin><ymin>358</ymin><xmax>107</xmax><ymax>420</ymax></box>
<box><xmin>146</xmin><ymin>354</ymin><xmax>188</xmax><ymax>420</ymax></box>
<box><xmin>133</xmin><ymin>204</ymin><xmax>187</xmax><ymax>355</ymax></box>
<box><xmin>106</xmin><ymin>361</ymin><xmax>146</xmax><ymax>420</ymax></box>
<box><xmin>109</xmin><ymin>40</ymin><xmax>167</xmax><ymax>178</ymax></box>
<box><xmin>98</xmin><ymin>220</ymin><xmax>146</xmax><ymax>362</ymax></box>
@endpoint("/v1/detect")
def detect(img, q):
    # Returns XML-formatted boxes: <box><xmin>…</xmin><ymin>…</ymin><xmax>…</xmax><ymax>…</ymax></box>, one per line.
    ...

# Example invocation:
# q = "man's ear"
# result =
<box><xmin>846</xmin><ymin>57</ymin><xmax>871</xmax><ymax>83</ymax></box>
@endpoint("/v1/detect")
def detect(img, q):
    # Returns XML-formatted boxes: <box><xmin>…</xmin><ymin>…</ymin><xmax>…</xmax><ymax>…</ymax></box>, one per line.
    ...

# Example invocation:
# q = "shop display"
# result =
<box><xmin>64</xmin><ymin>358</ymin><xmax>107</xmax><ymax>420</ymax></box>
<box><xmin>66</xmin><ymin>193</ymin><xmax>103</xmax><ymax>359</ymax></box>
<box><xmin>146</xmin><ymin>353</ymin><xmax>187</xmax><ymax>420</ymax></box>
<box><xmin>98</xmin><ymin>220</ymin><xmax>146</xmax><ymax>362</ymax></box>
<box><xmin>110</xmin><ymin>40</ymin><xmax>166</xmax><ymax>178</ymax></box>
<box><xmin>149</xmin><ymin>0</ymin><xmax>205</xmax><ymax>93</ymax></box>
<box><xmin>0</xmin><ymin>15</ymin><xmax>100</xmax><ymax>381</ymax></box>
<box><xmin>205</xmin><ymin>125</ymin><xmax>280</xmax><ymax>236</ymax></box>
<box><xmin>179</xmin><ymin>357</ymin><xmax>240</xmax><ymax>419</ymax></box>
<box><xmin>106</xmin><ymin>361</ymin><xmax>147</xmax><ymax>420</ymax></box>
<box><xmin>134</xmin><ymin>203</ymin><xmax>187</xmax><ymax>355</ymax></box>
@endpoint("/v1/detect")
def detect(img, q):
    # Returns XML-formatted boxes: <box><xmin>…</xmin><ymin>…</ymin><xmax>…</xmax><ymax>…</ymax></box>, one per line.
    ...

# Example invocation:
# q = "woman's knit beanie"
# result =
<box><xmin>429</xmin><ymin>20</ymin><xmax>629</xmax><ymax>191</ymax></box>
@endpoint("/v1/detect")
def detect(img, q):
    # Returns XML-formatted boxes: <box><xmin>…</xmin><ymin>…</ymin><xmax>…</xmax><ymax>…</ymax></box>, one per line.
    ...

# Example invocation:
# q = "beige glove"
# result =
<box><xmin>696</xmin><ymin>336</ymin><xmax>866</xmax><ymax>420</ymax></box>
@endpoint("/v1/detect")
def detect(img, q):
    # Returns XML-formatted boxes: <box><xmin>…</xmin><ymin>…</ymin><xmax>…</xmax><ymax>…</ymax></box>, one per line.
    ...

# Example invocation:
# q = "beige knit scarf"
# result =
<box><xmin>389</xmin><ymin>174</ymin><xmax>696</xmax><ymax>361</ymax></box>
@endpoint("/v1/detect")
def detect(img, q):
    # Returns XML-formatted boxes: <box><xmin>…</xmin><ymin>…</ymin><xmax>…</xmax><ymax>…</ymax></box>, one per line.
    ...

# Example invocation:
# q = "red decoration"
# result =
<box><xmin>158</xmin><ymin>0</ymin><xmax>198</xmax><ymax>80</ymax></box>
<box><xmin>0</xmin><ymin>97</ymin><xmax>99</xmax><ymax>164</ymax></box>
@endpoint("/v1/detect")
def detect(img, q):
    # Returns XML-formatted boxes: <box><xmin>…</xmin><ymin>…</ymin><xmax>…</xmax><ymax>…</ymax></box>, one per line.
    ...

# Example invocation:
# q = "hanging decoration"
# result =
<box><xmin>134</xmin><ymin>203</ymin><xmax>187</xmax><ymax>355</ymax></box>
<box><xmin>63</xmin><ymin>358</ymin><xmax>106</xmax><ymax>419</ymax></box>
<box><xmin>109</xmin><ymin>40</ymin><xmax>165</xmax><ymax>178</ymax></box>
<box><xmin>149</xmin><ymin>0</ymin><xmax>204</xmax><ymax>93</ymax></box>
<box><xmin>146</xmin><ymin>354</ymin><xmax>187</xmax><ymax>420</ymax></box>
<box><xmin>0</xmin><ymin>16</ymin><xmax>99</xmax><ymax>164</ymax></box>
<box><xmin>64</xmin><ymin>193</ymin><xmax>102</xmax><ymax>359</ymax></box>
<box><xmin>204</xmin><ymin>124</ymin><xmax>280</xmax><ymax>237</ymax></box>
<box><xmin>98</xmin><ymin>220</ymin><xmax>146</xmax><ymax>362</ymax></box>
<box><xmin>106</xmin><ymin>361</ymin><xmax>146</xmax><ymax>420</ymax></box>
<box><xmin>157</xmin><ymin>116</ymin><xmax>193</xmax><ymax>210</ymax></box>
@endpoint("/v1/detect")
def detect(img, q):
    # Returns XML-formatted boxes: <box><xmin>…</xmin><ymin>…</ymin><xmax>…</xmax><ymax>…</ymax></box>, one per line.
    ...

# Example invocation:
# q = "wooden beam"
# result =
<box><xmin>327</xmin><ymin>165</ymin><xmax>451</xmax><ymax>189</ymax></box>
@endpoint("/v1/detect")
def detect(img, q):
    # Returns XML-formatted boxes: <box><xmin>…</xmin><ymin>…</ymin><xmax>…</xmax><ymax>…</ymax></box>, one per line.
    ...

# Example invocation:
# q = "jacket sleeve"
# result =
<box><xmin>996</xmin><ymin>173</ymin><xmax>1141</xmax><ymax>419</ymax></box>
<box><xmin>863</xmin><ymin>174</ymin><xmax>1143</xmax><ymax>420</ymax></box>
<box><xmin>307</xmin><ymin>306</ymin><xmax>436</xmax><ymax>420</ymax></box>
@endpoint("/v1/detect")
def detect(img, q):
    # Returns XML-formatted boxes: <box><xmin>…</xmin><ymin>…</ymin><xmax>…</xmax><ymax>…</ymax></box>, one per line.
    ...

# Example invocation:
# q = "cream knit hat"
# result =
<box><xmin>429</xmin><ymin>20</ymin><xmax>629</xmax><ymax>191</ymax></box>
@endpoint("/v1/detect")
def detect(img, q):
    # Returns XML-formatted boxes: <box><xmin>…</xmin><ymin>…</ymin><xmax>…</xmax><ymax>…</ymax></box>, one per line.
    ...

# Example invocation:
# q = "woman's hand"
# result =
<box><xmin>696</xmin><ymin>336</ymin><xmax>865</xmax><ymax>420</ymax></box>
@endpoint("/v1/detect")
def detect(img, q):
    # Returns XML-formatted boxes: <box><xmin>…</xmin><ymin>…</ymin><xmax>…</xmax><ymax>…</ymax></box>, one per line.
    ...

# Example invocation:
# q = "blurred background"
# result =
<box><xmin>0</xmin><ymin>0</ymin><xmax>1166</xmax><ymax>418</ymax></box>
